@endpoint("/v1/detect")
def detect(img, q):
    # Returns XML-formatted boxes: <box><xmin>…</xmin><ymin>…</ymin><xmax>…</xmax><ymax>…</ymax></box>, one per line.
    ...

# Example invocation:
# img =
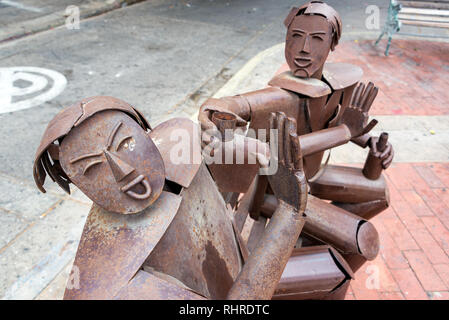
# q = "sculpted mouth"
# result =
<box><xmin>294</xmin><ymin>57</ymin><xmax>312</xmax><ymax>68</ymax></box>
<box><xmin>120</xmin><ymin>174</ymin><xmax>152</xmax><ymax>200</ymax></box>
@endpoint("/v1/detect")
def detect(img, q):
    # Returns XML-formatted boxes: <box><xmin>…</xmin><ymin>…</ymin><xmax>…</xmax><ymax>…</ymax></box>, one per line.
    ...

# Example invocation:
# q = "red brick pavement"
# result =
<box><xmin>331</xmin><ymin>39</ymin><xmax>449</xmax><ymax>300</ymax></box>
<box><xmin>276</xmin><ymin>39</ymin><xmax>449</xmax><ymax>299</ymax></box>
<box><xmin>347</xmin><ymin>162</ymin><xmax>449</xmax><ymax>300</ymax></box>
<box><xmin>327</xmin><ymin>40</ymin><xmax>449</xmax><ymax>116</ymax></box>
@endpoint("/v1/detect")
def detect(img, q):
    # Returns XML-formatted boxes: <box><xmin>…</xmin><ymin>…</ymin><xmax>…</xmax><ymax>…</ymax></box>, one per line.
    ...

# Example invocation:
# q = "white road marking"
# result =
<box><xmin>0</xmin><ymin>0</ymin><xmax>43</xmax><ymax>13</ymax></box>
<box><xmin>0</xmin><ymin>66</ymin><xmax>67</xmax><ymax>113</ymax></box>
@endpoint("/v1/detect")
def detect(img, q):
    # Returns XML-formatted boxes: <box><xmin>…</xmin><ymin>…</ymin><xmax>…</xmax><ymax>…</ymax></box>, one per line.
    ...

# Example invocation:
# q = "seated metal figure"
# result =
<box><xmin>34</xmin><ymin>96</ymin><xmax>351</xmax><ymax>300</ymax></box>
<box><xmin>199</xmin><ymin>1</ymin><xmax>394</xmax><ymax>274</ymax></box>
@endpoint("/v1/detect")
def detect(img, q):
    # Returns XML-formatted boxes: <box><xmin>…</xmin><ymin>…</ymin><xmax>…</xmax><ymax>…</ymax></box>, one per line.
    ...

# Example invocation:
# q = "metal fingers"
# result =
<box><xmin>351</xmin><ymin>82</ymin><xmax>379</xmax><ymax>113</ymax></box>
<box><xmin>270</xmin><ymin>112</ymin><xmax>300</xmax><ymax>170</ymax></box>
<box><xmin>361</xmin><ymin>119</ymin><xmax>378</xmax><ymax>135</ymax></box>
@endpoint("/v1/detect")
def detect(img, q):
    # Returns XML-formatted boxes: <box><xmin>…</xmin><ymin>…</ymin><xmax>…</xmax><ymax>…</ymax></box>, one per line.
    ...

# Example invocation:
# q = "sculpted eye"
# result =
<box><xmin>116</xmin><ymin>136</ymin><xmax>135</xmax><ymax>151</ymax></box>
<box><xmin>292</xmin><ymin>33</ymin><xmax>303</xmax><ymax>38</ymax></box>
<box><xmin>312</xmin><ymin>34</ymin><xmax>325</xmax><ymax>41</ymax></box>
<box><xmin>83</xmin><ymin>160</ymin><xmax>102</xmax><ymax>175</ymax></box>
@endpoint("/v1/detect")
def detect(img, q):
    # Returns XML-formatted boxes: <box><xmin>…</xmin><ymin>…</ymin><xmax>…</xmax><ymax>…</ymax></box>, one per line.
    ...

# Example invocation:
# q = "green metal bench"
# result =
<box><xmin>375</xmin><ymin>0</ymin><xmax>449</xmax><ymax>55</ymax></box>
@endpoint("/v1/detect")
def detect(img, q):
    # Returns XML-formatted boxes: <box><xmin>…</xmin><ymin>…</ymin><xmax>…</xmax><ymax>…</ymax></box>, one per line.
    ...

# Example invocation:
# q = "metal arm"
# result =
<box><xmin>227</xmin><ymin>201</ymin><xmax>305</xmax><ymax>300</ymax></box>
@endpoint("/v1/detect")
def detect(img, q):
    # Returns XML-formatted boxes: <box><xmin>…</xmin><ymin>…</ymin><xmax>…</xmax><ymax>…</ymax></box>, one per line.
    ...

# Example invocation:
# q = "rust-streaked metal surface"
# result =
<box><xmin>60</xmin><ymin>110</ymin><xmax>165</xmax><ymax>214</ymax></box>
<box><xmin>233</xmin><ymin>175</ymin><xmax>258</xmax><ymax>232</ymax></box>
<box><xmin>63</xmin><ymin>191</ymin><xmax>182</xmax><ymax>300</ymax></box>
<box><xmin>145</xmin><ymin>163</ymin><xmax>242</xmax><ymax>299</ymax></box>
<box><xmin>341</xmin><ymin>253</ymin><xmax>368</xmax><ymax>273</ymax></box>
<box><xmin>245</xmin><ymin>87</ymin><xmax>299</xmax><ymax>140</ymax></box>
<box><xmin>363</xmin><ymin>132</ymin><xmax>389</xmax><ymax>180</ymax></box>
<box><xmin>207</xmin><ymin>109</ymin><xmax>260</xmax><ymax>193</ymax></box>
<box><xmin>284</xmin><ymin>2</ymin><xmax>341</xmax><ymax>78</ymax></box>
<box><xmin>322</xmin><ymin>63</ymin><xmax>363</xmax><ymax>90</ymax></box>
<box><xmin>246</xmin><ymin>216</ymin><xmax>267</xmax><ymax>253</ymax></box>
<box><xmin>248</xmin><ymin>175</ymin><xmax>269</xmax><ymax>220</ymax></box>
<box><xmin>299</xmin><ymin>125</ymin><xmax>351</xmax><ymax>157</ymax></box>
<box><xmin>34</xmin><ymin>96</ymin><xmax>150</xmax><ymax>194</ymax></box>
<box><xmin>149</xmin><ymin>118</ymin><xmax>201</xmax><ymax>188</ymax></box>
<box><xmin>273</xmin><ymin>245</ymin><xmax>353</xmax><ymax>300</ymax></box>
<box><xmin>227</xmin><ymin>201</ymin><xmax>306</xmax><ymax>300</ymax></box>
<box><xmin>113</xmin><ymin>270</ymin><xmax>206</xmax><ymax>300</ymax></box>
<box><xmin>212</xmin><ymin>111</ymin><xmax>237</xmax><ymax>142</ymax></box>
<box><xmin>333</xmin><ymin>199</ymin><xmax>390</xmax><ymax>220</ymax></box>
<box><xmin>268</xmin><ymin>71</ymin><xmax>331</xmax><ymax>97</ymax></box>
<box><xmin>207</xmin><ymin>133</ymin><xmax>265</xmax><ymax>193</ymax></box>
<box><xmin>227</xmin><ymin>112</ymin><xmax>307</xmax><ymax>300</ymax></box>
<box><xmin>309</xmin><ymin>164</ymin><xmax>389</xmax><ymax>203</ymax></box>
<box><xmin>304</xmin><ymin>196</ymin><xmax>379</xmax><ymax>260</ymax></box>
<box><xmin>260</xmin><ymin>194</ymin><xmax>380</xmax><ymax>260</ymax></box>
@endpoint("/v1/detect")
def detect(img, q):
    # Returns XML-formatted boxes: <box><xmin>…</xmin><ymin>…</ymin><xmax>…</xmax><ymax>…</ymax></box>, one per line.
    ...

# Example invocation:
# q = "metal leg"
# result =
<box><xmin>385</xmin><ymin>36</ymin><xmax>392</xmax><ymax>56</ymax></box>
<box><xmin>375</xmin><ymin>31</ymin><xmax>385</xmax><ymax>45</ymax></box>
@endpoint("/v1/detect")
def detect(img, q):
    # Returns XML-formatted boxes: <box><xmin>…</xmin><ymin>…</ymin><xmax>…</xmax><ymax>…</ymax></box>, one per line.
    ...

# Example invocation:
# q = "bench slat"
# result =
<box><xmin>401</xmin><ymin>19</ymin><xmax>449</xmax><ymax>27</ymax></box>
<box><xmin>398</xmin><ymin>12</ymin><xmax>449</xmax><ymax>22</ymax></box>
<box><xmin>400</xmin><ymin>7</ymin><xmax>449</xmax><ymax>16</ymax></box>
<box><xmin>397</xmin><ymin>1</ymin><xmax>449</xmax><ymax>10</ymax></box>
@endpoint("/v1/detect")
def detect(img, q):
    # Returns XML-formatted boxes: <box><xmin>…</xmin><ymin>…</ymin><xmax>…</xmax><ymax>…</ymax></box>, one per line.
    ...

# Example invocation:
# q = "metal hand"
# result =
<box><xmin>342</xmin><ymin>82</ymin><xmax>379</xmax><ymax>138</ymax></box>
<box><xmin>369</xmin><ymin>136</ymin><xmax>394</xmax><ymax>169</ymax></box>
<box><xmin>267</xmin><ymin>112</ymin><xmax>307</xmax><ymax>212</ymax></box>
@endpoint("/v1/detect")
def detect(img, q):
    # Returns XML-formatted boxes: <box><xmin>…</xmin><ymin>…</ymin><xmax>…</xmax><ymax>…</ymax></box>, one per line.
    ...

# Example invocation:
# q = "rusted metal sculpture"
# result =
<box><xmin>33</xmin><ymin>96</ymin><xmax>307</xmax><ymax>300</ymax></box>
<box><xmin>199</xmin><ymin>1</ymin><xmax>395</xmax><ymax>299</ymax></box>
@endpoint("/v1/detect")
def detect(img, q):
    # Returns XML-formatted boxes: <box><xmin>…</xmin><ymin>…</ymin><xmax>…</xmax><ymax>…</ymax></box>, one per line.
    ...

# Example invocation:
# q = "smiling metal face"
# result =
<box><xmin>285</xmin><ymin>14</ymin><xmax>333</xmax><ymax>78</ymax></box>
<box><xmin>59</xmin><ymin>110</ymin><xmax>165</xmax><ymax>214</ymax></box>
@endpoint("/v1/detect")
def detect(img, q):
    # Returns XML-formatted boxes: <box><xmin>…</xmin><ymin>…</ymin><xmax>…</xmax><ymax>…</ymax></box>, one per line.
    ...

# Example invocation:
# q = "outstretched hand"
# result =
<box><xmin>267</xmin><ymin>112</ymin><xmax>307</xmax><ymax>213</ymax></box>
<box><xmin>342</xmin><ymin>82</ymin><xmax>379</xmax><ymax>138</ymax></box>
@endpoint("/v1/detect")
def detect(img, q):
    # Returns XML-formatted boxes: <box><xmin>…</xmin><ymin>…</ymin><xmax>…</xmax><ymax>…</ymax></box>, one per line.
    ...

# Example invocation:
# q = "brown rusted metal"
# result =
<box><xmin>149</xmin><ymin>118</ymin><xmax>202</xmax><ymax>188</ymax></box>
<box><xmin>34</xmin><ymin>96</ymin><xmax>150</xmax><ymax>194</ymax></box>
<box><xmin>248</xmin><ymin>175</ymin><xmax>268</xmax><ymax>220</ymax></box>
<box><xmin>259</xmin><ymin>194</ymin><xmax>380</xmax><ymax>261</ymax></box>
<box><xmin>227</xmin><ymin>201</ymin><xmax>306</xmax><ymax>300</ymax></box>
<box><xmin>60</xmin><ymin>110</ymin><xmax>165</xmax><ymax>214</ymax></box>
<box><xmin>273</xmin><ymin>245</ymin><xmax>353</xmax><ymax>300</ymax></box>
<box><xmin>34</xmin><ymin>96</ymin><xmax>162</xmax><ymax>214</ymax></box>
<box><xmin>333</xmin><ymin>199</ymin><xmax>390</xmax><ymax>220</ymax></box>
<box><xmin>246</xmin><ymin>216</ymin><xmax>267</xmax><ymax>253</ymax></box>
<box><xmin>363</xmin><ymin>132</ymin><xmax>389</xmax><ymax>180</ymax></box>
<box><xmin>309</xmin><ymin>164</ymin><xmax>389</xmax><ymax>204</ymax></box>
<box><xmin>114</xmin><ymin>270</ymin><xmax>206</xmax><ymax>300</ymax></box>
<box><xmin>212</xmin><ymin>111</ymin><xmax>237</xmax><ymax>141</ymax></box>
<box><xmin>268</xmin><ymin>71</ymin><xmax>332</xmax><ymax>97</ymax></box>
<box><xmin>64</xmin><ymin>191</ymin><xmax>182</xmax><ymax>299</ymax></box>
<box><xmin>145</xmin><ymin>163</ymin><xmax>242</xmax><ymax>299</ymax></box>
<box><xmin>227</xmin><ymin>112</ymin><xmax>307</xmax><ymax>300</ymax></box>
<box><xmin>198</xmin><ymin>2</ymin><xmax>394</xmax><ymax>227</ymax></box>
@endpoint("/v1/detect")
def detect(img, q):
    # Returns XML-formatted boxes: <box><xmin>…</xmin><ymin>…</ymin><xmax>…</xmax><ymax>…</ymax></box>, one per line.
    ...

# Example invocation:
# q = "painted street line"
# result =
<box><xmin>0</xmin><ymin>66</ymin><xmax>66</xmax><ymax>113</ymax></box>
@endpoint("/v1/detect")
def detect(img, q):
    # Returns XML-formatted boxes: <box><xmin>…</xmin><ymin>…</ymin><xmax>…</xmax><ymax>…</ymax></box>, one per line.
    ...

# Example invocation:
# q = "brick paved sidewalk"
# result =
<box><xmin>334</xmin><ymin>40</ymin><xmax>449</xmax><ymax>300</ymax></box>
<box><xmin>346</xmin><ymin>163</ymin><xmax>449</xmax><ymax>300</ymax></box>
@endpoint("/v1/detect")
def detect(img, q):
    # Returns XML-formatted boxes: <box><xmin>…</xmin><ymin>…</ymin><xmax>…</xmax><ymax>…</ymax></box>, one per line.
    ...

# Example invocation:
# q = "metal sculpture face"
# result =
<box><xmin>285</xmin><ymin>14</ymin><xmax>333</xmax><ymax>78</ymax></box>
<box><xmin>59</xmin><ymin>109</ymin><xmax>165</xmax><ymax>214</ymax></box>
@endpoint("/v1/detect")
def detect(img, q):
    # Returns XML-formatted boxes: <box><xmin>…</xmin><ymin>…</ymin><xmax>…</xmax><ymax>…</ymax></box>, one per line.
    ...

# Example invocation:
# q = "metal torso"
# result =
<box><xmin>64</xmin><ymin>118</ymin><xmax>242</xmax><ymax>299</ymax></box>
<box><xmin>247</xmin><ymin>62</ymin><xmax>362</xmax><ymax>179</ymax></box>
<box><xmin>145</xmin><ymin>162</ymin><xmax>243</xmax><ymax>299</ymax></box>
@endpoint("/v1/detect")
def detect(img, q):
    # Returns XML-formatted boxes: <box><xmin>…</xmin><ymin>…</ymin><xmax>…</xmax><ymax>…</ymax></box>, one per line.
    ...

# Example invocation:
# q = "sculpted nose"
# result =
<box><xmin>104</xmin><ymin>150</ymin><xmax>135</xmax><ymax>182</ymax></box>
<box><xmin>301</xmin><ymin>35</ymin><xmax>311</xmax><ymax>54</ymax></box>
